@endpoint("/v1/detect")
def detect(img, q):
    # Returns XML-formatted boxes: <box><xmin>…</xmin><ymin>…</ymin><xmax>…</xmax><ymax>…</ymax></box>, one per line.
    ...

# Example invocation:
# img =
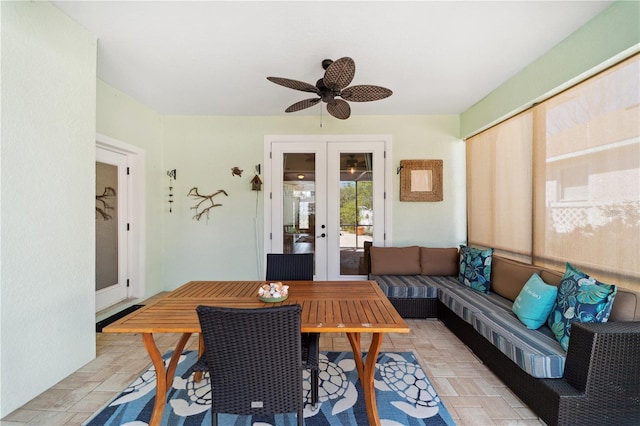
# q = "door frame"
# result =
<box><xmin>96</xmin><ymin>133</ymin><xmax>146</xmax><ymax>308</ymax></box>
<box><xmin>263</xmin><ymin>134</ymin><xmax>393</xmax><ymax>279</ymax></box>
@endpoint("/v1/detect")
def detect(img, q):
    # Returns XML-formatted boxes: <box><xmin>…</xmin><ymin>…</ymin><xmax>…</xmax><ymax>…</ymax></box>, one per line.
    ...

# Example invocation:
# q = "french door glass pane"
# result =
<box><xmin>282</xmin><ymin>153</ymin><xmax>315</xmax><ymax>256</ymax></box>
<box><xmin>339</xmin><ymin>153</ymin><xmax>373</xmax><ymax>275</ymax></box>
<box><xmin>96</xmin><ymin>161</ymin><xmax>118</xmax><ymax>291</ymax></box>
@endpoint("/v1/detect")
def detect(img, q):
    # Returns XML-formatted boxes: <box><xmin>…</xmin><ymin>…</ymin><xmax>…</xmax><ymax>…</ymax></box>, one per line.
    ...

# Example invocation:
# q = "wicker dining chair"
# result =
<box><xmin>266</xmin><ymin>253</ymin><xmax>319</xmax><ymax>406</ymax></box>
<box><xmin>266</xmin><ymin>253</ymin><xmax>314</xmax><ymax>281</ymax></box>
<box><xmin>196</xmin><ymin>304</ymin><xmax>304</xmax><ymax>426</ymax></box>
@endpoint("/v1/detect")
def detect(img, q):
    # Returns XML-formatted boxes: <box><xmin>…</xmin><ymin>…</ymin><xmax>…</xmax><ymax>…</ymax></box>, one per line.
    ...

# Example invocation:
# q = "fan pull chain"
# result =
<box><xmin>320</xmin><ymin>104</ymin><xmax>323</xmax><ymax>128</ymax></box>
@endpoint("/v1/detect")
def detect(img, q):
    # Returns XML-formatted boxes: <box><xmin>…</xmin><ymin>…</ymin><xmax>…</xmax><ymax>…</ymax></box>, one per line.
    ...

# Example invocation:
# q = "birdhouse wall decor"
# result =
<box><xmin>251</xmin><ymin>175</ymin><xmax>262</xmax><ymax>191</ymax></box>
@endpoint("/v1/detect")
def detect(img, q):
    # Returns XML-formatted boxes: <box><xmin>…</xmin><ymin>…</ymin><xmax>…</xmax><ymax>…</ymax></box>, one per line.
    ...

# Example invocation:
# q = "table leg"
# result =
<box><xmin>363</xmin><ymin>333</ymin><xmax>384</xmax><ymax>426</ymax></box>
<box><xmin>346</xmin><ymin>332</ymin><xmax>384</xmax><ymax>426</ymax></box>
<box><xmin>346</xmin><ymin>332</ymin><xmax>364</xmax><ymax>379</ymax></box>
<box><xmin>142</xmin><ymin>332</ymin><xmax>192</xmax><ymax>426</ymax></box>
<box><xmin>194</xmin><ymin>334</ymin><xmax>205</xmax><ymax>382</ymax></box>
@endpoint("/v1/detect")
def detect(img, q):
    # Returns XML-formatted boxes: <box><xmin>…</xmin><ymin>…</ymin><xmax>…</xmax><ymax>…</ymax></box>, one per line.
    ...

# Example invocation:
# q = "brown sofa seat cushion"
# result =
<box><xmin>370</xmin><ymin>246</ymin><xmax>421</xmax><ymax>275</ymax></box>
<box><xmin>491</xmin><ymin>256</ymin><xmax>544</xmax><ymax>302</ymax></box>
<box><xmin>420</xmin><ymin>247</ymin><xmax>459</xmax><ymax>276</ymax></box>
<box><xmin>609</xmin><ymin>289</ymin><xmax>640</xmax><ymax>321</ymax></box>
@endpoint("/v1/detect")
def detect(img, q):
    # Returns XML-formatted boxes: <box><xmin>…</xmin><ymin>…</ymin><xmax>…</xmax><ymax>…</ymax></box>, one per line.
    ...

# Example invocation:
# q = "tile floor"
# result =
<box><xmin>1</xmin><ymin>313</ymin><xmax>547</xmax><ymax>425</ymax></box>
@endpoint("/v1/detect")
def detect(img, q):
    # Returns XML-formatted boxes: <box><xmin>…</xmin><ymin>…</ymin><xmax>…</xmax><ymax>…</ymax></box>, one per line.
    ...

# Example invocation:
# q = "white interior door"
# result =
<box><xmin>96</xmin><ymin>146</ymin><xmax>129</xmax><ymax>311</ymax></box>
<box><xmin>266</xmin><ymin>137</ymin><xmax>389</xmax><ymax>280</ymax></box>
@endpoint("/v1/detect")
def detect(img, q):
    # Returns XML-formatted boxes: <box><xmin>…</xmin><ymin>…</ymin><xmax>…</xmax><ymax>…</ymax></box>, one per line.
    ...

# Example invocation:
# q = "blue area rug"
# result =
<box><xmin>84</xmin><ymin>350</ymin><xmax>456</xmax><ymax>425</ymax></box>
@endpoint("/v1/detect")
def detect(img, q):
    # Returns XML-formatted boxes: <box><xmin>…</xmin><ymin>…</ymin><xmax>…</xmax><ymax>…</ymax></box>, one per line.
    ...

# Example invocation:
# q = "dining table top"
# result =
<box><xmin>103</xmin><ymin>280</ymin><xmax>410</xmax><ymax>335</ymax></box>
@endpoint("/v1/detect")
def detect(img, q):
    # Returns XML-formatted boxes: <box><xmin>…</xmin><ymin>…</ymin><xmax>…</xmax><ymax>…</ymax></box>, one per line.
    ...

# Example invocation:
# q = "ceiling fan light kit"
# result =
<box><xmin>267</xmin><ymin>57</ymin><xmax>392</xmax><ymax>120</ymax></box>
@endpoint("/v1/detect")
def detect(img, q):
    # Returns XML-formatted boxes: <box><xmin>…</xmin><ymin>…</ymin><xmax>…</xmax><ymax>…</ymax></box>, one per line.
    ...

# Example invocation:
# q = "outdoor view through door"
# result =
<box><xmin>268</xmin><ymin>137</ymin><xmax>388</xmax><ymax>280</ymax></box>
<box><xmin>280</xmin><ymin>150</ymin><xmax>377</xmax><ymax>277</ymax></box>
<box><xmin>338</xmin><ymin>153</ymin><xmax>373</xmax><ymax>275</ymax></box>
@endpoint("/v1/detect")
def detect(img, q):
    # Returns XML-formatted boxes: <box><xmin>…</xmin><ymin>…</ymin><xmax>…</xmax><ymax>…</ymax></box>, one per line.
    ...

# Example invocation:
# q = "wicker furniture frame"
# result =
<box><xmin>197</xmin><ymin>305</ymin><xmax>304</xmax><ymax>426</ymax></box>
<box><xmin>387</xmin><ymin>297</ymin><xmax>438</xmax><ymax>319</ymax></box>
<box><xmin>439</xmin><ymin>302</ymin><xmax>640</xmax><ymax>425</ymax></box>
<box><xmin>365</xmin><ymin>244</ymin><xmax>640</xmax><ymax>424</ymax></box>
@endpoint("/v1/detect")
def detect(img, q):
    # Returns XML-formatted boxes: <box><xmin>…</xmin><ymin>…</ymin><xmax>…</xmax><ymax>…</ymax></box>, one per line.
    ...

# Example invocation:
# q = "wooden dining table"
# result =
<box><xmin>102</xmin><ymin>280</ymin><xmax>410</xmax><ymax>426</ymax></box>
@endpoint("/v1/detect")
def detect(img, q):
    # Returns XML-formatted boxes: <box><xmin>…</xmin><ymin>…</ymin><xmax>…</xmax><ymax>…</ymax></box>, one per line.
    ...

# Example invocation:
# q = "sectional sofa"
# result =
<box><xmin>364</xmin><ymin>243</ymin><xmax>640</xmax><ymax>426</ymax></box>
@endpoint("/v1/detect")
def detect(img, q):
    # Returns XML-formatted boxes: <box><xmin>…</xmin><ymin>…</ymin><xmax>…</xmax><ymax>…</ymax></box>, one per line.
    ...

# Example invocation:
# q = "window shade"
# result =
<box><xmin>467</xmin><ymin>53</ymin><xmax>639</xmax><ymax>291</ymax></box>
<box><xmin>532</xmin><ymin>54</ymin><xmax>640</xmax><ymax>289</ymax></box>
<box><xmin>467</xmin><ymin>112</ymin><xmax>533</xmax><ymax>262</ymax></box>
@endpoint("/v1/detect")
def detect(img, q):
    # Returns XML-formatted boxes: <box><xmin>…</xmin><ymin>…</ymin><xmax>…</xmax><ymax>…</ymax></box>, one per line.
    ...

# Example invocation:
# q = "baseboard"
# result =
<box><xmin>96</xmin><ymin>304</ymin><xmax>144</xmax><ymax>332</ymax></box>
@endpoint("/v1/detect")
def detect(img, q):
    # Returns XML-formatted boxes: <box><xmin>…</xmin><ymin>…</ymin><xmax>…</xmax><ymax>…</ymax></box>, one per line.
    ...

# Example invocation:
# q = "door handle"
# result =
<box><xmin>317</xmin><ymin>233</ymin><xmax>326</xmax><ymax>238</ymax></box>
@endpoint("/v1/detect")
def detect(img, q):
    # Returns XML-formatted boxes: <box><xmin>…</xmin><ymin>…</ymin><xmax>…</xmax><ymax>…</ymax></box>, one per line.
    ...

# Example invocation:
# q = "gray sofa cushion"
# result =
<box><xmin>472</xmin><ymin>311</ymin><xmax>566</xmax><ymax>378</ymax></box>
<box><xmin>371</xmin><ymin>275</ymin><xmax>439</xmax><ymax>298</ymax></box>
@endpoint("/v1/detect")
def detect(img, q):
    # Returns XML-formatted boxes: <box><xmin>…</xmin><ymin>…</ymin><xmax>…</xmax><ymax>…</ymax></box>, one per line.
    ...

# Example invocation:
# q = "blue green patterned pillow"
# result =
<box><xmin>458</xmin><ymin>245</ymin><xmax>467</xmax><ymax>283</ymax></box>
<box><xmin>547</xmin><ymin>263</ymin><xmax>617</xmax><ymax>351</ymax></box>
<box><xmin>458</xmin><ymin>245</ymin><xmax>493</xmax><ymax>293</ymax></box>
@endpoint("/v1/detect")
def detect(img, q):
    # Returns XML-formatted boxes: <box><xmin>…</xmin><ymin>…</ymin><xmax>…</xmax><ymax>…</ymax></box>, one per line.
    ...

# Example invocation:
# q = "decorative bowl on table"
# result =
<box><xmin>258</xmin><ymin>282</ymin><xmax>289</xmax><ymax>303</ymax></box>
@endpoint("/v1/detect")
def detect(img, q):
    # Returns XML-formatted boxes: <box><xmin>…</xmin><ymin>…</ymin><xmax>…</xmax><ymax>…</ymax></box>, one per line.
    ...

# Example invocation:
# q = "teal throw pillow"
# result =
<box><xmin>512</xmin><ymin>273</ymin><xmax>558</xmax><ymax>329</ymax></box>
<box><xmin>459</xmin><ymin>245</ymin><xmax>493</xmax><ymax>293</ymax></box>
<box><xmin>547</xmin><ymin>263</ymin><xmax>617</xmax><ymax>351</ymax></box>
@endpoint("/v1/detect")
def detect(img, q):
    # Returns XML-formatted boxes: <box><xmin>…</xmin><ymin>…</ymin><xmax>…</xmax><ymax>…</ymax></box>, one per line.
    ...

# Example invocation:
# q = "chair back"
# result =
<box><xmin>266</xmin><ymin>253</ymin><xmax>313</xmax><ymax>281</ymax></box>
<box><xmin>196</xmin><ymin>304</ymin><xmax>303</xmax><ymax>417</ymax></box>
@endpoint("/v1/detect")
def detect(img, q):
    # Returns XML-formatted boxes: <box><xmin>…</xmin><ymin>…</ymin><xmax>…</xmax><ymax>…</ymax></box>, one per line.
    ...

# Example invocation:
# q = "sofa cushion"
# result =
<box><xmin>370</xmin><ymin>275</ymin><xmax>439</xmax><ymax>298</ymax></box>
<box><xmin>491</xmin><ymin>256</ymin><xmax>544</xmax><ymax>302</ymax></box>
<box><xmin>370</xmin><ymin>246</ymin><xmax>421</xmax><ymax>275</ymax></box>
<box><xmin>609</xmin><ymin>288</ymin><xmax>640</xmax><ymax>321</ymax></box>
<box><xmin>420</xmin><ymin>247</ymin><xmax>459</xmax><ymax>276</ymax></box>
<box><xmin>459</xmin><ymin>245</ymin><xmax>494</xmax><ymax>293</ymax></box>
<box><xmin>547</xmin><ymin>263</ymin><xmax>617</xmax><ymax>351</ymax></box>
<box><xmin>540</xmin><ymin>269</ymin><xmax>563</xmax><ymax>286</ymax></box>
<box><xmin>473</xmin><ymin>311</ymin><xmax>566</xmax><ymax>378</ymax></box>
<box><xmin>437</xmin><ymin>278</ymin><xmax>514</xmax><ymax>323</ymax></box>
<box><xmin>512</xmin><ymin>273</ymin><xmax>558</xmax><ymax>329</ymax></box>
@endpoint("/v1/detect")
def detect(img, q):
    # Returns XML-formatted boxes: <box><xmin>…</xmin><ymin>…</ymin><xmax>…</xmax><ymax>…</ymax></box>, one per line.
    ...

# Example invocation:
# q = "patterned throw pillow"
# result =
<box><xmin>458</xmin><ymin>245</ymin><xmax>494</xmax><ymax>293</ymax></box>
<box><xmin>458</xmin><ymin>245</ymin><xmax>467</xmax><ymax>283</ymax></box>
<box><xmin>547</xmin><ymin>263</ymin><xmax>617</xmax><ymax>351</ymax></box>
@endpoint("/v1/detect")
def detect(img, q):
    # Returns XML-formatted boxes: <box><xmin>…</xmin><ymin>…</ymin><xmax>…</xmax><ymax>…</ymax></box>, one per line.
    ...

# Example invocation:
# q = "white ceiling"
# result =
<box><xmin>52</xmin><ymin>1</ymin><xmax>613</xmax><ymax>117</ymax></box>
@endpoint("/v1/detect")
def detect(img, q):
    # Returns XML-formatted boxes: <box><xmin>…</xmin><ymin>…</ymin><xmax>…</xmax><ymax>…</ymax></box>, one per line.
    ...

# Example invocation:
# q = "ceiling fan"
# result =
<box><xmin>267</xmin><ymin>57</ymin><xmax>392</xmax><ymax>120</ymax></box>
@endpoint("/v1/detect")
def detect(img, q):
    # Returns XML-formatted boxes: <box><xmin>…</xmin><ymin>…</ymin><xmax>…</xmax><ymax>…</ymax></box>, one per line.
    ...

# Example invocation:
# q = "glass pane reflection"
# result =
<box><xmin>282</xmin><ymin>153</ymin><xmax>315</xmax><ymax>256</ymax></box>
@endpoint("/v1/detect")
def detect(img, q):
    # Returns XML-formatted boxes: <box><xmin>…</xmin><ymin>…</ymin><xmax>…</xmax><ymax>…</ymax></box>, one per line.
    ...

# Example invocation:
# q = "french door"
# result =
<box><xmin>266</xmin><ymin>136</ymin><xmax>389</xmax><ymax>280</ymax></box>
<box><xmin>95</xmin><ymin>146</ymin><xmax>129</xmax><ymax>311</ymax></box>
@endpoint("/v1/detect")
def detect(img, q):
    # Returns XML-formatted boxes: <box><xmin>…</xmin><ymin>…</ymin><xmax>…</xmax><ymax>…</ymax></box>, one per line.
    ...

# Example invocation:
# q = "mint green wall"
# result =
<box><xmin>0</xmin><ymin>2</ymin><xmax>97</xmax><ymax>417</ymax></box>
<box><xmin>461</xmin><ymin>0</ymin><xmax>640</xmax><ymax>137</ymax></box>
<box><xmin>161</xmin><ymin>115</ymin><xmax>465</xmax><ymax>289</ymax></box>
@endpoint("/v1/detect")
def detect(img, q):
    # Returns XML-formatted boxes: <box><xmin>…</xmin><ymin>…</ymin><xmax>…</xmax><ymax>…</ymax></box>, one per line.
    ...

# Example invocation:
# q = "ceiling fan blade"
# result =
<box><xmin>285</xmin><ymin>98</ymin><xmax>321</xmax><ymax>113</ymax></box>
<box><xmin>327</xmin><ymin>99</ymin><xmax>351</xmax><ymax>120</ymax></box>
<box><xmin>267</xmin><ymin>77</ymin><xmax>319</xmax><ymax>94</ymax></box>
<box><xmin>340</xmin><ymin>85</ymin><xmax>393</xmax><ymax>102</ymax></box>
<box><xmin>323</xmin><ymin>57</ymin><xmax>355</xmax><ymax>91</ymax></box>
